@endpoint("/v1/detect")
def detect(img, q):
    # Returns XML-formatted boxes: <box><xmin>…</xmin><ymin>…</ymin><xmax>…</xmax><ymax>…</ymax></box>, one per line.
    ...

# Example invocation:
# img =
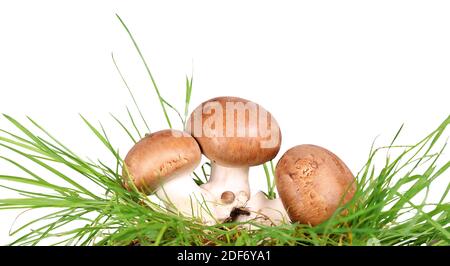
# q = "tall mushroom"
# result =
<box><xmin>275</xmin><ymin>144</ymin><xmax>356</xmax><ymax>225</ymax></box>
<box><xmin>186</xmin><ymin>96</ymin><xmax>282</xmax><ymax>220</ymax></box>
<box><xmin>122</xmin><ymin>129</ymin><xmax>216</xmax><ymax>223</ymax></box>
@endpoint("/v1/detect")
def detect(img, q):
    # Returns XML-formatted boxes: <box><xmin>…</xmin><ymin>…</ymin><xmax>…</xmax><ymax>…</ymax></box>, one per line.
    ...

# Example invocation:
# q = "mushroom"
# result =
<box><xmin>186</xmin><ymin>96</ymin><xmax>281</xmax><ymax>220</ymax></box>
<box><xmin>234</xmin><ymin>191</ymin><xmax>290</xmax><ymax>227</ymax></box>
<box><xmin>275</xmin><ymin>144</ymin><xmax>356</xmax><ymax>226</ymax></box>
<box><xmin>122</xmin><ymin>129</ymin><xmax>216</xmax><ymax>223</ymax></box>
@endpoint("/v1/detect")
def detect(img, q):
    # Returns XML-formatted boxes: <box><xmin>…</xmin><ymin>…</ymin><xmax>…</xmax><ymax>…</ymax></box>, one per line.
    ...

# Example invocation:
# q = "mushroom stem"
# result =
<box><xmin>235</xmin><ymin>191</ymin><xmax>290</xmax><ymax>227</ymax></box>
<box><xmin>155</xmin><ymin>175</ymin><xmax>217</xmax><ymax>224</ymax></box>
<box><xmin>201</xmin><ymin>163</ymin><xmax>250</xmax><ymax>220</ymax></box>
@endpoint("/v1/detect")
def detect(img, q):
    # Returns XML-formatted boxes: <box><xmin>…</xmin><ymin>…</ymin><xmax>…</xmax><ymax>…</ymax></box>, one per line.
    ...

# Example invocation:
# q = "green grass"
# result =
<box><xmin>0</xmin><ymin>15</ymin><xmax>448</xmax><ymax>246</ymax></box>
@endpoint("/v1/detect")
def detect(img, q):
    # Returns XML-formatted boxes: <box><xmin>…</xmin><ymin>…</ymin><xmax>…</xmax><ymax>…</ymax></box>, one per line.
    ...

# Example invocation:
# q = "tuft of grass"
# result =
<box><xmin>0</xmin><ymin>15</ymin><xmax>448</xmax><ymax>246</ymax></box>
<box><xmin>0</xmin><ymin>113</ymin><xmax>448</xmax><ymax>246</ymax></box>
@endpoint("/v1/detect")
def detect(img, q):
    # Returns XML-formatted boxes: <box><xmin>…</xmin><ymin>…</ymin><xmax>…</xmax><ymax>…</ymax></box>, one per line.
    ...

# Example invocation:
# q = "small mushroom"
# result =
<box><xmin>275</xmin><ymin>144</ymin><xmax>356</xmax><ymax>226</ymax></box>
<box><xmin>186</xmin><ymin>96</ymin><xmax>282</xmax><ymax>220</ymax></box>
<box><xmin>235</xmin><ymin>191</ymin><xmax>290</xmax><ymax>227</ymax></box>
<box><xmin>122</xmin><ymin>129</ymin><xmax>216</xmax><ymax>223</ymax></box>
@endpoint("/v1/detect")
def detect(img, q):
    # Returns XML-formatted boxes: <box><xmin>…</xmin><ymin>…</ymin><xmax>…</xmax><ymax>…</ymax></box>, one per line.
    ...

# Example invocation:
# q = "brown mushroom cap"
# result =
<box><xmin>186</xmin><ymin>96</ymin><xmax>281</xmax><ymax>167</ymax></box>
<box><xmin>275</xmin><ymin>144</ymin><xmax>356</xmax><ymax>225</ymax></box>
<box><xmin>123</xmin><ymin>129</ymin><xmax>201</xmax><ymax>194</ymax></box>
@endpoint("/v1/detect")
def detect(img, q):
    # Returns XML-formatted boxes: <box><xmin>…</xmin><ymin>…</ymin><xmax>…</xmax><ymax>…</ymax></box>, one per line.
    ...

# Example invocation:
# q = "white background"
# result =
<box><xmin>0</xmin><ymin>0</ymin><xmax>449</xmax><ymax>245</ymax></box>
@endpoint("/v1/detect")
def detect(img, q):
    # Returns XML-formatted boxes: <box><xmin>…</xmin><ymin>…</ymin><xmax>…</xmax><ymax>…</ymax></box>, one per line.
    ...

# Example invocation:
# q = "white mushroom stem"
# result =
<box><xmin>155</xmin><ymin>174</ymin><xmax>217</xmax><ymax>225</ymax></box>
<box><xmin>200</xmin><ymin>163</ymin><xmax>251</xmax><ymax>220</ymax></box>
<box><xmin>235</xmin><ymin>191</ymin><xmax>290</xmax><ymax>227</ymax></box>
